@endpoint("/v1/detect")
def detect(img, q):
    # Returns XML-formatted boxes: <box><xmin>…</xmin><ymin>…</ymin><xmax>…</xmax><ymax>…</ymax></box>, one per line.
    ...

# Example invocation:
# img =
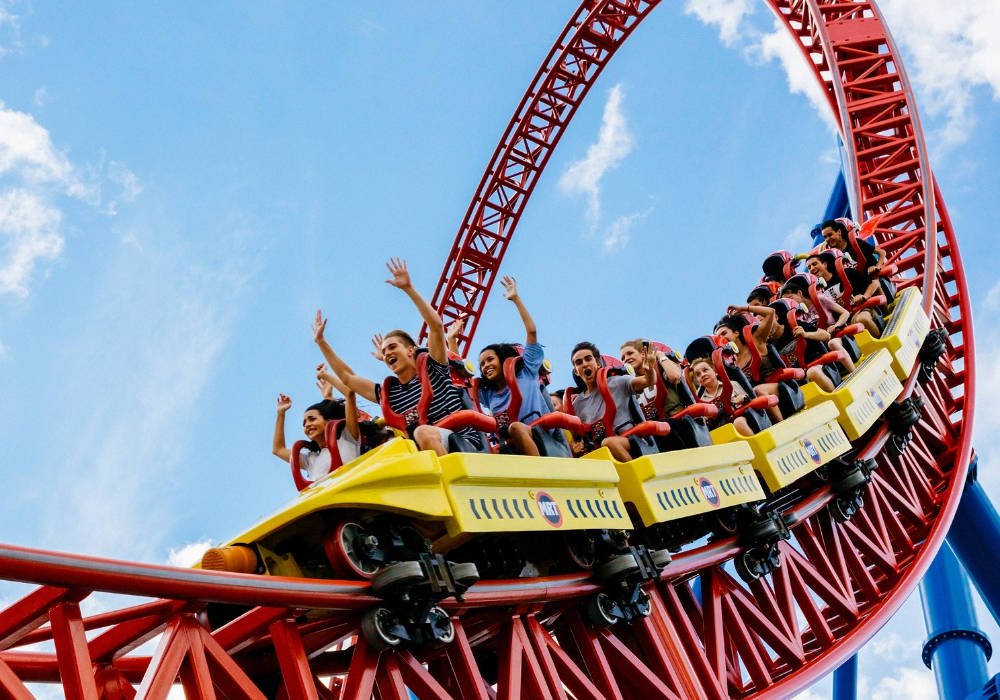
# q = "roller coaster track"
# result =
<box><xmin>0</xmin><ymin>1</ymin><xmax>975</xmax><ymax>697</ymax></box>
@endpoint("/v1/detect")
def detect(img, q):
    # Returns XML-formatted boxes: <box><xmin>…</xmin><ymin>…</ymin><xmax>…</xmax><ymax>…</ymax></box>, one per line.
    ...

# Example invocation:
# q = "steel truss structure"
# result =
<box><xmin>0</xmin><ymin>0</ymin><xmax>977</xmax><ymax>697</ymax></box>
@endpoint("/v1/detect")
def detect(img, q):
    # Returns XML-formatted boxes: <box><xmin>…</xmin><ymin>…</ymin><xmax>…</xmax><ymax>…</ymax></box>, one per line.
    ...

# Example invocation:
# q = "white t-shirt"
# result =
<box><xmin>295</xmin><ymin>429</ymin><xmax>361</xmax><ymax>481</ymax></box>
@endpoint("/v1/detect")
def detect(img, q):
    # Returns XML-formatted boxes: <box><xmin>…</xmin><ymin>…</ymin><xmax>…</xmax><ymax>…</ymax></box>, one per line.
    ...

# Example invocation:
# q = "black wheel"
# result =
<box><xmin>449</xmin><ymin>562</ymin><xmax>481</xmax><ymax>589</ymax></box>
<box><xmin>584</xmin><ymin>593</ymin><xmax>618</xmax><ymax>628</ymax></box>
<box><xmin>831</xmin><ymin>493</ymin><xmax>863</xmax><ymax>523</ymax></box>
<box><xmin>371</xmin><ymin>561</ymin><xmax>425</xmax><ymax>596</ymax></box>
<box><xmin>594</xmin><ymin>552</ymin><xmax>638</xmax><ymax>584</ymax></box>
<box><xmin>651</xmin><ymin>548</ymin><xmax>672</xmax><ymax>568</ymax></box>
<box><xmin>425</xmin><ymin>606</ymin><xmax>456</xmax><ymax>647</ymax></box>
<box><xmin>361</xmin><ymin>607</ymin><xmax>402</xmax><ymax>651</ymax></box>
<box><xmin>734</xmin><ymin>550</ymin><xmax>769</xmax><ymax>583</ymax></box>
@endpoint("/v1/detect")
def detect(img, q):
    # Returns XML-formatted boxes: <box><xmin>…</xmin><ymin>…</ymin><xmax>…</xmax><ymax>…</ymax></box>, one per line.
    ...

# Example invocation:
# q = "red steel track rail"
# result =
<box><xmin>0</xmin><ymin>0</ymin><xmax>975</xmax><ymax>697</ymax></box>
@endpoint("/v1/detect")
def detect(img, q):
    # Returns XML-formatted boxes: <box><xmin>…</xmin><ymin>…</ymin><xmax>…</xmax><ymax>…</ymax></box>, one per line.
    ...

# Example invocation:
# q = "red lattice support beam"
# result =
<box><xmin>423</xmin><ymin>0</ymin><xmax>660</xmax><ymax>355</ymax></box>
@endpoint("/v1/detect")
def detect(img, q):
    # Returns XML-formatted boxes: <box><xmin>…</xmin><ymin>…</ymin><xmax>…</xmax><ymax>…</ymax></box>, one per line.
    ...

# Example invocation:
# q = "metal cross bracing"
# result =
<box><xmin>0</xmin><ymin>0</ymin><xmax>979</xmax><ymax>698</ymax></box>
<box><xmin>422</xmin><ymin>0</ymin><xmax>660</xmax><ymax>356</ymax></box>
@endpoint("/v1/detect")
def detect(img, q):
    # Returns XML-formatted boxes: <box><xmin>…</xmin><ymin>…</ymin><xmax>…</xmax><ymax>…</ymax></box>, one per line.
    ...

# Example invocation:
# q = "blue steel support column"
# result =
<box><xmin>919</xmin><ymin>543</ymin><xmax>990</xmax><ymax>699</ymax></box>
<box><xmin>832</xmin><ymin>654</ymin><xmax>858</xmax><ymax>700</ymax></box>
<box><xmin>947</xmin><ymin>459</ymin><xmax>1000</xmax><ymax>626</ymax></box>
<box><xmin>823</xmin><ymin>170</ymin><xmax>851</xmax><ymax>221</ymax></box>
<box><xmin>812</xmin><ymin>171</ymin><xmax>852</xmax><ymax>246</ymax></box>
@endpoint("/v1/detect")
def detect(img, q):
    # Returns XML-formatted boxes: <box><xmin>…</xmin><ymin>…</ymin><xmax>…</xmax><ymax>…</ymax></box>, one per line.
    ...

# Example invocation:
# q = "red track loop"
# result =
<box><xmin>0</xmin><ymin>1</ymin><xmax>974</xmax><ymax>697</ymax></box>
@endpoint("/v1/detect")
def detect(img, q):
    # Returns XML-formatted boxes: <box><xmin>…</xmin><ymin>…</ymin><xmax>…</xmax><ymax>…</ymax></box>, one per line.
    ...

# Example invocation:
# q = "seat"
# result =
<box><xmin>379</xmin><ymin>351</ymin><xmax>498</xmax><ymax>454</ymax></box>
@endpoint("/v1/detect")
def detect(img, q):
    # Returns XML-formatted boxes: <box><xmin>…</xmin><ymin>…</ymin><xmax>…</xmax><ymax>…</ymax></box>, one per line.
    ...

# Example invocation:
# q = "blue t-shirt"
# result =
<box><xmin>479</xmin><ymin>342</ymin><xmax>550</xmax><ymax>424</ymax></box>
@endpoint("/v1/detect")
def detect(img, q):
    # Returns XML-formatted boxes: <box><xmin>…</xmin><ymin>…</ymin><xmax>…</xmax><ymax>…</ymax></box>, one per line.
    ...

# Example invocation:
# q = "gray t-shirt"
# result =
<box><xmin>572</xmin><ymin>374</ymin><xmax>638</xmax><ymax>433</ymax></box>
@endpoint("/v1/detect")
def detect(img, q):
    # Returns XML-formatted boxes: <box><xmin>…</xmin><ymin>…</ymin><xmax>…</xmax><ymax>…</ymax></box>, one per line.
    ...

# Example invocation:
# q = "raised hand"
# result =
<box><xmin>312</xmin><ymin>309</ymin><xmax>328</xmax><ymax>343</ymax></box>
<box><xmin>446</xmin><ymin>315</ymin><xmax>467</xmax><ymax>342</ymax></box>
<box><xmin>315</xmin><ymin>363</ymin><xmax>334</xmax><ymax>399</ymax></box>
<box><xmin>386</xmin><ymin>257</ymin><xmax>411</xmax><ymax>290</ymax></box>
<box><xmin>370</xmin><ymin>333</ymin><xmax>385</xmax><ymax>361</ymax></box>
<box><xmin>501</xmin><ymin>275</ymin><xmax>519</xmax><ymax>300</ymax></box>
<box><xmin>276</xmin><ymin>393</ymin><xmax>292</xmax><ymax>414</ymax></box>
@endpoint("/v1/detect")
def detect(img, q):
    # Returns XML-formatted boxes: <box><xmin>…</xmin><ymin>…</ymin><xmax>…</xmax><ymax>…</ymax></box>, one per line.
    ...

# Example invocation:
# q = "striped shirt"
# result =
<box><xmin>375</xmin><ymin>356</ymin><xmax>482</xmax><ymax>448</ymax></box>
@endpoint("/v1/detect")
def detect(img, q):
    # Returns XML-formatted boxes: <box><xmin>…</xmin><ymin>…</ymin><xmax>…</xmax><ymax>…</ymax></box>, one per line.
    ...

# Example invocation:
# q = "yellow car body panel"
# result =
<box><xmin>710</xmin><ymin>402</ymin><xmax>851</xmax><ymax>492</ymax></box>
<box><xmin>440</xmin><ymin>450</ymin><xmax>630</xmax><ymax>537</ymax></box>
<box><xmin>801</xmin><ymin>348</ymin><xmax>903</xmax><ymax>440</ymax></box>
<box><xmin>857</xmin><ymin>287</ymin><xmax>930</xmax><ymax>381</ymax></box>
<box><xmin>614</xmin><ymin>441</ymin><xmax>765</xmax><ymax>526</ymax></box>
<box><xmin>221</xmin><ymin>438</ymin><xmax>453</xmax><ymax>547</ymax></box>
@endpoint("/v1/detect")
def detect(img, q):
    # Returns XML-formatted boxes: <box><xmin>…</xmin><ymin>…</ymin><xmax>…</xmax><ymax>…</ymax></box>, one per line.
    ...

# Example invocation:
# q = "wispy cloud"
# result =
<box><xmin>40</xmin><ymin>229</ymin><xmax>259</xmax><ymax>561</ymax></box>
<box><xmin>684</xmin><ymin>0</ymin><xmax>754</xmax><ymax>47</ymax></box>
<box><xmin>558</xmin><ymin>83</ymin><xmax>633</xmax><ymax>223</ymax></box>
<box><xmin>753</xmin><ymin>20</ymin><xmax>836</xmax><ymax>132</ymax></box>
<box><xmin>974</xmin><ymin>279</ymin><xmax>1000</xmax><ymax>498</ymax></box>
<box><xmin>781</xmin><ymin>223</ymin><xmax>813</xmax><ymax>252</ymax></box>
<box><xmin>167</xmin><ymin>540</ymin><xmax>213</xmax><ymax>568</ymax></box>
<box><xmin>0</xmin><ymin>3</ymin><xmax>23</xmax><ymax>58</ymax></box>
<box><xmin>0</xmin><ymin>188</ymin><xmax>63</xmax><ymax>297</ymax></box>
<box><xmin>602</xmin><ymin>206</ymin><xmax>653</xmax><ymax>253</ymax></box>
<box><xmin>869</xmin><ymin>666</ymin><xmax>938</xmax><ymax>700</ymax></box>
<box><xmin>686</xmin><ymin>0</ymin><xmax>1000</xmax><ymax>149</ymax></box>
<box><xmin>0</xmin><ymin>103</ymin><xmax>145</xmax><ymax>305</ymax></box>
<box><xmin>879</xmin><ymin>0</ymin><xmax>1000</xmax><ymax>149</ymax></box>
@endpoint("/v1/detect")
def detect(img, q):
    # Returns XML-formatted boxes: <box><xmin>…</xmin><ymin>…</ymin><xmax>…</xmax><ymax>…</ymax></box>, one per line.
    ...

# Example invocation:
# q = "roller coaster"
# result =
<box><xmin>0</xmin><ymin>1</ymin><xmax>986</xmax><ymax>698</ymax></box>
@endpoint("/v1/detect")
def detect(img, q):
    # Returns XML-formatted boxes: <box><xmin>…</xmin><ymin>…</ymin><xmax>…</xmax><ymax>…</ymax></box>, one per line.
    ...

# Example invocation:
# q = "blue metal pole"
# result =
<box><xmin>947</xmin><ymin>459</ymin><xmax>1000</xmax><ymax>626</ymax></box>
<box><xmin>812</xmin><ymin>171</ymin><xmax>852</xmax><ymax>246</ymax></box>
<box><xmin>823</xmin><ymin>170</ymin><xmax>851</xmax><ymax>221</ymax></box>
<box><xmin>832</xmin><ymin>654</ymin><xmax>858</xmax><ymax>700</ymax></box>
<box><xmin>919</xmin><ymin>543</ymin><xmax>990</xmax><ymax>699</ymax></box>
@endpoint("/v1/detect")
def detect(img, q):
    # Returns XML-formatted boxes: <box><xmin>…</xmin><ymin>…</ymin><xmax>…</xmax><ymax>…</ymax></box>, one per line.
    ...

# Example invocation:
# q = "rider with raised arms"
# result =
<box><xmin>313</xmin><ymin>258</ymin><xmax>482</xmax><ymax>456</ymax></box>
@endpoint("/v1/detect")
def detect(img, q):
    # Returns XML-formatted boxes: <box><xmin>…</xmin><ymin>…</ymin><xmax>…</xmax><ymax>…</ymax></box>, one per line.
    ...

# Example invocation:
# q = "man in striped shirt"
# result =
<box><xmin>313</xmin><ymin>258</ymin><xmax>482</xmax><ymax>455</ymax></box>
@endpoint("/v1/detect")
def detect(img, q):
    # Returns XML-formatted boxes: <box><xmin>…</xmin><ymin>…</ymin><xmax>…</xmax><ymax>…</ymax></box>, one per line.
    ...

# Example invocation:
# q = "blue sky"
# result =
<box><xmin>0</xmin><ymin>1</ymin><xmax>998</xmax><ymax>697</ymax></box>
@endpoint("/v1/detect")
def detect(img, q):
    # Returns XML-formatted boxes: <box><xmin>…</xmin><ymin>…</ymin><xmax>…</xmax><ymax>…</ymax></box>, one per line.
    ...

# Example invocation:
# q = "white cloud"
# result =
<box><xmin>558</xmin><ymin>84</ymin><xmax>633</xmax><ymax>223</ymax></box>
<box><xmin>868</xmin><ymin>631</ymin><xmax>914</xmax><ymax>663</ymax></box>
<box><xmin>0</xmin><ymin>103</ymin><xmax>143</xmax><ymax>302</ymax></box>
<box><xmin>973</xmin><ymin>282</ymin><xmax>1000</xmax><ymax>498</ymax></box>
<box><xmin>0</xmin><ymin>188</ymin><xmax>64</xmax><ymax>297</ymax></box>
<box><xmin>0</xmin><ymin>4</ymin><xmax>22</xmax><ymax>58</ymax></box>
<box><xmin>879</xmin><ymin>0</ymin><xmax>1000</xmax><ymax>149</ymax></box>
<box><xmin>870</xmin><ymin>665</ymin><xmax>937</xmax><ymax>700</ymax></box>
<box><xmin>0</xmin><ymin>103</ymin><xmax>76</xmax><ymax>300</ymax></box>
<box><xmin>985</xmin><ymin>279</ymin><xmax>1000</xmax><ymax>311</ymax></box>
<box><xmin>32</xmin><ymin>86</ymin><xmax>48</xmax><ymax>108</ymax></box>
<box><xmin>602</xmin><ymin>206</ymin><xmax>653</xmax><ymax>253</ymax></box>
<box><xmin>167</xmin><ymin>540</ymin><xmax>213</xmax><ymax>568</ymax></box>
<box><xmin>754</xmin><ymin>20</ymin><xmax>837</xmax><ymax>132</ymax></box>
<box><xmin>0</xmin><ymin>103</ymin><xmax>75</xmax><ymax>185</ymax></box>
<box><xmin>684</xmin><ymin>0</ymin><xmax>754</xmax><ymax>47</ymax></box>
<box><xmin>687</xmin><ymin>0</ymin><xmax>1000</xmax><ymax>149</ymax></box>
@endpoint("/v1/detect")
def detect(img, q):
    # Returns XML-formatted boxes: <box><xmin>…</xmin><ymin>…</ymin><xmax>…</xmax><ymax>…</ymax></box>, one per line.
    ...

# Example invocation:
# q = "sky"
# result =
<box><xmin>0</xmin><ymin>1</ymin><xmax>998</xmax><ymax>697</ymax></box>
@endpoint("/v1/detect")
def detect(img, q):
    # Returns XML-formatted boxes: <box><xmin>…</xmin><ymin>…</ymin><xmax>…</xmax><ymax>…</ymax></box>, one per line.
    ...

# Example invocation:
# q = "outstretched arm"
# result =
<box><xmin>316</xmin><ymin>363</ymin><xmax>350</xmax><ymax>399</ymax></box>
<box><xmin>630</xmin><ymin>348</ymin><xmax>655</xmax><ymax>392</ymax></box>
<box><xmin>312</xmin><ymin>311</ymin><xmax>378</xmax><ymax>403</ymax></box>
<box><xmin>445</xmin><ymin>316</ymin><xmax>466</xmax><ymax>355</ymax></box>
<box><xmin>386</xmin><ymin>258</ymin><xmax>447</xmax><ymax>363</ymax></box>
<box><xmin>272</xmin><ymin>394</ymin><xmax>292</xmax><ymax>462</ymax></box>
<box><xmin>656</xmin><ymin>351</ymin><xmax>682</xmax><ymax>384</ymax></box>
<box><xmin>727</xmin><ymin>303</ymin><xmax>776</xmax><ymax>346</ymax></box>
<box><xmin>501</xmin><ymin>276</ymin><xmax>537</xmax><ymax>345</ymax></box>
